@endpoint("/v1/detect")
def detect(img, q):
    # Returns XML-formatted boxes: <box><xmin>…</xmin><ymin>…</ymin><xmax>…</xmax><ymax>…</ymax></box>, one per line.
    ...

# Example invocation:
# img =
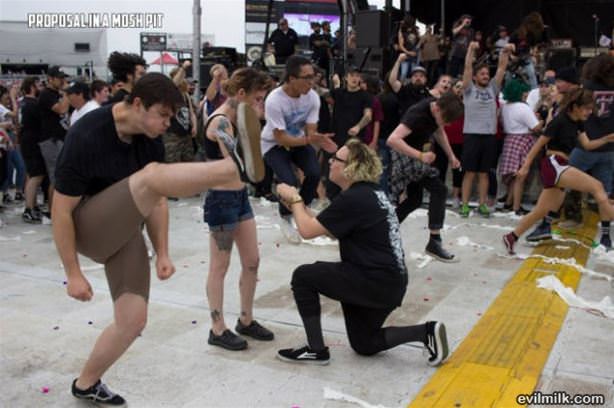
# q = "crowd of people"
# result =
<box><xmin>1</xmin><ymin>10</ymin><xmax>613</xmax><ymax>406</ymax></box>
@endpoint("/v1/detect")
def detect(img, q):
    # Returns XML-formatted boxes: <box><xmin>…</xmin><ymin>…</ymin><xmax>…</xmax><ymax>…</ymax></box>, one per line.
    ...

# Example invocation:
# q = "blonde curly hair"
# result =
<box><xmin>342</xmin><ymin>139</ymin><xmax>383</xmax><ymax>183</ymax></box>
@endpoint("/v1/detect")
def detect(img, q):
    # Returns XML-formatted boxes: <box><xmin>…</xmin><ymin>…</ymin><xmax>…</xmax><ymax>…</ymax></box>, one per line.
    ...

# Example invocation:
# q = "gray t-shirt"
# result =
<box><xmin>463</xmin><ymin>79</ymin><xmax>499</xmax><ymax>135</ymax></box>
<box><xmin>260</xmin><ymin>87</ymin><xmax>320</xmax><ymax>155</ymax></box>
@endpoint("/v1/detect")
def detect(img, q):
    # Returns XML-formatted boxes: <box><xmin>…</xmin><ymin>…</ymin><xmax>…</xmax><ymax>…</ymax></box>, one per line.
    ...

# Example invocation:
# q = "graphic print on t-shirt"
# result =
<box><xmin>374</xmin><ymin>190</ymin><xmax>407</xmax><ymax>275</ymax></box>
<box><xmin>285</xmin><ymin>107</ymin><xmax>311</xmax><ymax>136</ymax></box>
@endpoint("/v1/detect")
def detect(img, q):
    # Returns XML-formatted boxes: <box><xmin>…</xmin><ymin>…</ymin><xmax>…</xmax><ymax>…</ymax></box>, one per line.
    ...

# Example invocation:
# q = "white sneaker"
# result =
<box><xmin>452</xmin><ymin>197</ymin><xmax>461</xmax><ymax>209</ymax></box>
<box><xmin>280</xmin><ymin>216</ymin><xmax>301</xmax><ymax>245</ymax></box>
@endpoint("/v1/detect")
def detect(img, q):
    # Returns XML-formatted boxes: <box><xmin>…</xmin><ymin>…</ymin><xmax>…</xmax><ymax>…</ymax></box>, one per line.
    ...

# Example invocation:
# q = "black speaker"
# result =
<box><xmin>355</xmin><ymin>10</ymin><xmax>389</xmax><ymax>48</ymax></box>
<box><xmin>546</xmin><ymin>48</ymin><xmax>577</xmax><ymax>72</ymax></box>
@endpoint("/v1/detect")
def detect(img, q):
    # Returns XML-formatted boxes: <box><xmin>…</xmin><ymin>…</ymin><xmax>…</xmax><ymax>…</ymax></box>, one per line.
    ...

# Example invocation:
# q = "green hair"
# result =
<box><xmin>503</xmin><ymin>79</ymin><xmax>530</xmax><ymax>103</ymax></box>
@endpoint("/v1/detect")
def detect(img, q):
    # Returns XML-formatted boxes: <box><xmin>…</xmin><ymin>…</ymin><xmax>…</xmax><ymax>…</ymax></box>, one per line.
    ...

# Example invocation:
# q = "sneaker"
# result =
<box><xmin>71</xmin><ymin>379</ymin><xmax>126</xmax><ymax>406</ymax></box>
<box><xmin>526</xmin><ymin>221</ymin><xmax>552</xmax><ymax>242</ymax></box>
<box><xmin>14</xmin><ymin>192</ymin><xmax>24</xmax><ymax>202</ymax></box>
<box><xmin>2</xmin><ymin>193</ymin><xmax>13</xmax><ymax>205</ymax></box>
<box><xmin>478</xmin><ymin>203</ymin><xmax>491</xmax><ymax>218</ymax></box>
<box><xmin>459</xmin><ymin>203</ymin><xmax>470</xmax><ymax>218</ymax></box>
<box><xmin>277</xmin><ymin>345</ymin><xmax>330</xmax><ymax>365</ymax></box>
<box><xmin>235</xmin><ymin>319</ymin><xmax>274</xmax><ymax>341</ymax></box>
<box><xmin>236</xmin><ymin>102</ymin><xmax>265</xmax><ymax>183</ymax></box>
<box><xmin>514</xmin><ymin>206</ymin><xmax>530</xmax><ymax>216</ymax></box>
<box><xmin>208</xmin><ymin>329</ymin><xmax>248</xmax><ymax>351</ymax></box>
<box><xmin>33</xmin><ymin>206</ymin><xmax>51</xmax><ymax>219</ymax></box>
<box><xmin>22</xmin><ymin>208</ymin><xmax>42</xmax><ymax>224</ymax></box>
<box><xmin>451</xmin><ymin>197</ymin><xmax>461</xmax><ymax>209</ymax></box>
<box><xmin>600</xmin><ymin>234</ymin><xmax>612</xmax><ymax>251</ymax></box>
<box><xmin>280</xmin><ymin>216</ymin><xmax>301</xmax><ymax>245</ymax></box>
<box><xmin>502</xmin><ymin>203</ymin><xmax>513</xmax><ymax>212</ymax></box>
<box><xmin>424</xmin><ymin>321</ymin><xmax>449</xmax><ymax>366</ymax></box>
<box><xmin>425</xmin><ymin>239</ymin><xmax>459</xmax><ymax>263</ymax></box>
<box><xmin>503</xmin><ymin>232</ymin><xmax>517</xmax><ymax>255</ymax></box>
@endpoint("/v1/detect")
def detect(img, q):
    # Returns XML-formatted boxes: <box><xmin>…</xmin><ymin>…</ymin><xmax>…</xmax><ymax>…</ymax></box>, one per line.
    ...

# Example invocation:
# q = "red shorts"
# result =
<box><xmin>540</xmin><ymin>155</ymin><xmax>569</xmax><ymax>189</ymax></box>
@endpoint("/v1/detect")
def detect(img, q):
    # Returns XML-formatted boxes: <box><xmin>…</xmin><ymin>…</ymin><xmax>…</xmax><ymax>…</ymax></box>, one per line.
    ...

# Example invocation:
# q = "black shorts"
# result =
<box><xmin>461</xmin><ymin>133</ymin><xmax>498</xmax><ymax>173</ymax></box>
<box><xmin>20</xmin><ymin>143</ymin><xmax>48</xmax><ymax>178</ymax></box>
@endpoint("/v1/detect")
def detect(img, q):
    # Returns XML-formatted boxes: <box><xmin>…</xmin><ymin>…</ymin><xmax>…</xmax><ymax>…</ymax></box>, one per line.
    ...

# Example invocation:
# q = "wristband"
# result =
<box><xmin>289</xmin><ymin>195</ymin><xmax>303</xmax><ymax>205</ymax></box>
<box><xmin>419</xmin><ymin>152</ymin><xmax>423</xmax><ymax>161</ymax></box>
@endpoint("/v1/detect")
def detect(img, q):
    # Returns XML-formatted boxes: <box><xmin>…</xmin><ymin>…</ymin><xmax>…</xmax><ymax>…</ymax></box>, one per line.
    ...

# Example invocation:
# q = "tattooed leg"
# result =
<box><xmin>206</xmin><ymin>230</ymin><xmax>234</xmax><ymax>334</ymax></box>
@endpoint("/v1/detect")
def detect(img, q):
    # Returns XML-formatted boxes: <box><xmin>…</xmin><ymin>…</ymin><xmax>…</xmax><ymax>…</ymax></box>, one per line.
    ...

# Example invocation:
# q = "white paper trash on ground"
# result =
<box><xmin>536</xmin><ymin>275</ymin><xmax>614</xmax><ymax>319</ymax></box>
<box><xmin>324</xmin><ymin>387</ymin><xmax>392</xmax><ymax>408</ymax></box>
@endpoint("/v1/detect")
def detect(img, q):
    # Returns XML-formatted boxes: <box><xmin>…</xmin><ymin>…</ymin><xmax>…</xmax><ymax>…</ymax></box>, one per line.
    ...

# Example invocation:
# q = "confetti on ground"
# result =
<box><xmin>537</xmin><ymin>275</ymin><xmax>614</xmax><ymax>319</ymax></box>
<box><xmin>0</xmin><ymin>235</ymin><xmax>21</xmax><ymax>241</ymax></box>
<box><xmin>301</xmin><ymin>236</ymin><xmax>338</xmax><ymax>246</ymax></box>
<box><xmin>455</xmin><ymin>236</ymin><xmax>494</xmax><ymax>250</ymax></box>
<box><xmin>53</xmin><ymin>326</ymin><xmax>59</xmax><ymax>330</ymax></box>
<box><xmin>41</xmin><ymin>387</ymin><xmax>49</xmax><ymax>394</ymax></box>
<box><xmin>528</xmin><ymin>254</ymin><xmax>613</xmax><ymax>281</ymax></box>
<box><xmin>88</xmin><ymin>321</ymin><xmax>93</xmax><ymax>325</ymax></box>
<box><xmin>22</xmin><ymin>230</ymin><xmax>37</xmax><ymax>235</ymax></box>
<box><xmin>323</xmin><ymin>387</ymin><xmax>391</xmax><ymax>408</ymax></box>
<box><xmin>408</xmin><ymin>252</ymin><xmax>433</xmax><ymax>269</ymax></box>
<box><xmin>192</xmin><ymin>320</ymin><xmax>197</xmax><ymax>324</ymax></box>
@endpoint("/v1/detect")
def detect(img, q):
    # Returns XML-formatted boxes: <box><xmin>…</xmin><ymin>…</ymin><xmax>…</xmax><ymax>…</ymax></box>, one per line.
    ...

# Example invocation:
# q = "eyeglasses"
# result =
<box><xmin>330</xmin><ymin>154</ymin><xmax>346</xmax><ymax>164</ymax></box>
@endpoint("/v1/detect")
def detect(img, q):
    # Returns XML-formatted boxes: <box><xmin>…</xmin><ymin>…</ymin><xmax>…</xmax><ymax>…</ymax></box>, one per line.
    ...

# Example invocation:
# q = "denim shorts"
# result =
<box><xmin>203</xmin><ymin>188</ymin><xmax>254</xmax><ymax>231</ymax></box>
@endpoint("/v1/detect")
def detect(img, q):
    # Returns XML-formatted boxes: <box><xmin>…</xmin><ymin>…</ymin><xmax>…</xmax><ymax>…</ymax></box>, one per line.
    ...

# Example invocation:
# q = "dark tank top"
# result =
<box><xmin>203</xmin><ymin>113</ymin><xmax>235</xmax><ymax>161</ymax></box>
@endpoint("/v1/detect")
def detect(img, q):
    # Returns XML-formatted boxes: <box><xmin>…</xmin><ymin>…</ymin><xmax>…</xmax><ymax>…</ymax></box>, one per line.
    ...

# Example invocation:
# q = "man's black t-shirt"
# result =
<box><xmin>331</xmin><ymin>88</ymin><xmax>372</xmax><ymax>146</ymax></box>
<box><xmin>38</xmin><ymin>87</ymin><xmax>67</xmax><ymax>142</ymax></box>
<box><xmin>269</xmin><ymin>28</ymin><xmax>299</xmax><ymax>59</ymax></box>
<box><xmin>583</xmin><ymin>80</ymin><xmax>614</xmax><ymax>153</ymax></box>
<box><xmin>317</xmin><ymin>182</ymin><xmax>408</xmax><ymax>305</ymax></box>
<box><xmin>309</xmin><ymin>32</ymin><xmax>330</xmax><ymax>66</ymax></box>
<box><xmin>105</xmin><ymin>89</ymin><xmax>130</xmax><ymax>105</ymax></box>
<box><xmin>400</xmin><ymin>97</ymin><xmax>438</xmax><ymax>150</ymax></box>
<box><xmin>543</xmin><ymin>112</ymin><xmax>582</xmax><ymax>155</ymax></box>
<box><xmin>396</xmin><ymin>84</ymin><xmax>429</xmax><ymax>117</ymax></box>
<box><xmin>379</xmin><ymin>92</ymin><xmax>400</xmax><ymax>141</ymax></box>
<box><xmin>55</xmin><ymin>104</ymin><xmax>165</xmax><ymax>197</ymax></box>
<box><xmin>19</xmin><ymin>96</ymin><xmax>41</xmax><ymax>149</ymax></box>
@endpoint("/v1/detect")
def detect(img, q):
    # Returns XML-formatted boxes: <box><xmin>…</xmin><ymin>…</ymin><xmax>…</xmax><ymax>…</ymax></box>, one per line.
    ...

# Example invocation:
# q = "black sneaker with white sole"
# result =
<box><xmin>71</xmin><ymin>379</ymin><xmax>126</xmax><ymax>406</ymax></box>
<box><xmin>277</xmin><ymin>345</ymin><xmax>330</xmax><ymax>365</ymax></box>
<box><xmin>424</xmin><ymin>321</ymin><xmax>449</xmax><ymax>366</ymax></box>
<box><xmin>425</xmin><ymin>239</ymin><xmax>458</xmax><ymax>263</ymax></box>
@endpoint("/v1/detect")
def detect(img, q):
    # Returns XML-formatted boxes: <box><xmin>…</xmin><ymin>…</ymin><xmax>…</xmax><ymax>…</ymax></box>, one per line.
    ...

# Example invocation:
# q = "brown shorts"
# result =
<box><xmin>73</xmin><ymin>178</ymin><xmax>150</xmax><ymax>301</ymax></box>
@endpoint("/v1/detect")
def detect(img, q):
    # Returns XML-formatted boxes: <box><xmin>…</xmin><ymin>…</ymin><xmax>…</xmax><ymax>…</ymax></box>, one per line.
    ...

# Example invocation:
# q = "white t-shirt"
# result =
<box><xmin>260</xmin><ymin>86</ymin><xmax>320</xmax><ymax>155</ymax></box>
<box><xmin>526</xmin><ymin>88</ymin><xmax>540</xmax><ymax>111</ymax></box>
<box><xmin>70</xmin><ymin>100</ymin><xmax>100</xmax><ymax>126</ymax></box>
<box><xmin>0</xmin><ymin>103</ymin><xmax>11</xmax><ymax>121</ymax></box>
<box><xmin>501</xmin><ymin>102</ymin><xmax>539</xmax><ymax>134</ymax></box>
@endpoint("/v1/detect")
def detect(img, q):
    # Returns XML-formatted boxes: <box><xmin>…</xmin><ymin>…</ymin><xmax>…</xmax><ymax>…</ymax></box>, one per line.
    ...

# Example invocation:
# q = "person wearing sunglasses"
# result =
<box><xmin>275</xmin><ymin>139</ymin><xmax>449</xmax><ymax>366</ymax></box>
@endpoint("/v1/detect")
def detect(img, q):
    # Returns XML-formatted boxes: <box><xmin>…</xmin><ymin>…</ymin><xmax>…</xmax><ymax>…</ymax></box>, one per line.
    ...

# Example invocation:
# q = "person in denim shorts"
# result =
<box><xmin>202</xmin><ymin>68</ymin><xmax>275</xmax><ymax>351</ymax></box>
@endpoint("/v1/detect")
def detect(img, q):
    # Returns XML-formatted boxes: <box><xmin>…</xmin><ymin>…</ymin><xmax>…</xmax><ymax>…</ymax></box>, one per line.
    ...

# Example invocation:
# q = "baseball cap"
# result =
<box><xmin>345</xmin><ymin>65</ymin><xmax>361</xmax><ymax>75</ymax></box>
<box><xmin>66</xmin><ymin>81</ymin><xmax>90</xmax><ymax>95</ymax></box>
<box><xmin>411</xmin><ymin>66</ymin><xmax>427</xmax><ymax>76</ymax></box>
<box><xmin>47</xmin><ymin>66</ymin><xmax>68</xmax><ymax>78</ymax></box>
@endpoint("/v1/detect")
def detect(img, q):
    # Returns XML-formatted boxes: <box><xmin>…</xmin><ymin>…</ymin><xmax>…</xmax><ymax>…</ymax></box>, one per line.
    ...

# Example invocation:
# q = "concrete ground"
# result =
<box><xmin>1</xmin><ymin>195</ymin><xmax>613</xmax><ymax>408</ymax></box>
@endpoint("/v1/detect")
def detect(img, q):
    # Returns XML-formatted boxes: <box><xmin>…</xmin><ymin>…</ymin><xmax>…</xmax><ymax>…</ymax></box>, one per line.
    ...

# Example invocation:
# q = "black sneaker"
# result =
<box><xmin>14</xmin><ymin>192</ymin><xmax>24</xmax><ymax>202</ymax></box>
<box><xmin>276</xmin><ymin>345</ymin><xmax>330</xmax><ymax>365</ymax></box>
<box><xmin>526</xmin><ymin>221</ymin><xmax>552</xmax><ymax>242</ymax></box>
<box><xmin>22</xmin><ymin>208</ymin><xmax>42</xmax><ymax>224</ymax></box>
<box><xmin>2</xmin><ymin>193</ymin><xmax>13</xmax><ymax>205</ymax></box>
<box><xmin>600</xmin><ymin>234</ymin><xmax>612</xmax><ymax>251</ymax></box>
<box><xmin>514</xmin><ymin>206</ymin><xmax>530</xmax><ymax>216</ymax></box>
<box><xmin>424</xmin><ymin>321</ymin><xmax>449</xmax><ymax>366</ymax></box>
<box><xmin>425</xmin><ymin>239</ymin><xmax>459</xmax><ymax>263</ymax></box>
<box><xmin>71</xmin><ymin>379</ymin><xmax>126</xmax><ymax>406</ymax></box>
<box><xmin>208</xmin><ymin>329</ymin><xmax>247</xmax><ymax>351</ymax></box>
<box><xmin>235</xmin><ymin>319</ymin><xmax>274</xmax><ymax>341</ymax></box>
<box><xmin>33</xmin><ymin>206</ymin><xmax>51</xmax><ymax>219</ymax></box>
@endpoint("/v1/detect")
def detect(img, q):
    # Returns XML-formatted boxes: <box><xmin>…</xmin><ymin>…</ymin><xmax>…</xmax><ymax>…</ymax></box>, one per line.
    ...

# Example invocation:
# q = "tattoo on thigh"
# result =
<box><xmin>211</xmin><ymin>309</ymin><xmax>222</xmax><ymax>322</ymax></box>
<box><xmin>212</xmin><ymin>230</ymin><xmax>234</xmax><ymax>251</ymax></box>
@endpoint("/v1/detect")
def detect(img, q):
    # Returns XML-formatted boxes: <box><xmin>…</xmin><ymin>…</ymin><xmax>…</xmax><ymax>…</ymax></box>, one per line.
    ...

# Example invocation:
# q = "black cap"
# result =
<box><xmin>345</xmin><ymin>65</ymin><xmax>361</xmax><ymax>74</ymax></box>
<box><xmin>555</xmin><ymin>67</ymin><xmax>579</xmax><ymax>85</ymax></box>
<box><xmin>47</xmin><ymin>66</ymin><xmax>68</xmax><ymax>78</ymax></box>
<box><xmin>66</xmin><ymin>81</ymin><xmax>89</xmax><ymax>96</ymax></box>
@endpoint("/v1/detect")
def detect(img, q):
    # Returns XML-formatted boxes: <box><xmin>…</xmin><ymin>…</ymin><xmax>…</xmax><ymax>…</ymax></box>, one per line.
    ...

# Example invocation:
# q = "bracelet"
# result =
<box><xmin>419</xmin><ymin>151</ymin><xmax>423</xmax><ymax>161</ymax></box>
<box><xmin>289</xmin><ymin>195</ymin><xmax>303</xmax><ymax>205</ymax></box>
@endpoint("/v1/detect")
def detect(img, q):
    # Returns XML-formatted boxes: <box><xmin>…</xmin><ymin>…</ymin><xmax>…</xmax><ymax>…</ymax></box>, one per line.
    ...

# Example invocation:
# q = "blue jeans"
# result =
<box><xmin>203</xmin><ymin>188</ymin><xmax>253</xmax><ymax>231</ymax></box>
<box><xmin>569</xmin><ymin>148</ymin><xmax>614</xmax><ymax>194</ymax></box>
<box><xmin>264</xmin><ymin>145</ymin><xmax>320</xmax><ymax>216</ymax></box>
<box><xmin>1</xmin><ymin>148</ymin><xmax>26</xmax><ymax>192</ymax></box>
<box><xmin>378</xmin><ymin>139</ymin><xmax>391</xmax><ymax>195</ymax></box>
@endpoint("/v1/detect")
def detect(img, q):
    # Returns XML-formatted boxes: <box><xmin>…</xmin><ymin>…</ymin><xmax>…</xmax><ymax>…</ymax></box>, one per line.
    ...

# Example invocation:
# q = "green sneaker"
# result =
<box><xmin>478</xmin><ymin>204</ymin><xmax>491</xmax><ymax>218</ymax></box>
<box><xmin>459</xmin><ymin>203</ymin><xmax>471</xmax><ymax>218</ymax></box>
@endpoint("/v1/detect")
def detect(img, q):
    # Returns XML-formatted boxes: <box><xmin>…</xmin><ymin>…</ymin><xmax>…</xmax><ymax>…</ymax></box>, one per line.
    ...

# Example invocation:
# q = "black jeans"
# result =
<box><xmin>396</xmin><ymin>175</ymin><xmax>447</xmax><ymax>229</ymax></box>
<box><xmin>264</xmin><ymin>145</ymin><xmax>320</xmax><ymax>216</ymax></box>
<box><xmin>433</xmin><ymin>142</ymin><xmax>464</xmax><ymax>189</ymax></box>
<box><xmin>291</xmin><ymin>261</ymin><xmax>407</xmax><ymax>356</ymax></box>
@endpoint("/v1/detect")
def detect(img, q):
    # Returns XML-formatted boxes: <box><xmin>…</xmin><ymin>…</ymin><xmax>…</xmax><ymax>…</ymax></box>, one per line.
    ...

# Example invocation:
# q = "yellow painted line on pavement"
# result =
<box><xmin>409</xmin><ymin>211</ymin><xmax>599</xmax><ymax>408</ymax></box>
